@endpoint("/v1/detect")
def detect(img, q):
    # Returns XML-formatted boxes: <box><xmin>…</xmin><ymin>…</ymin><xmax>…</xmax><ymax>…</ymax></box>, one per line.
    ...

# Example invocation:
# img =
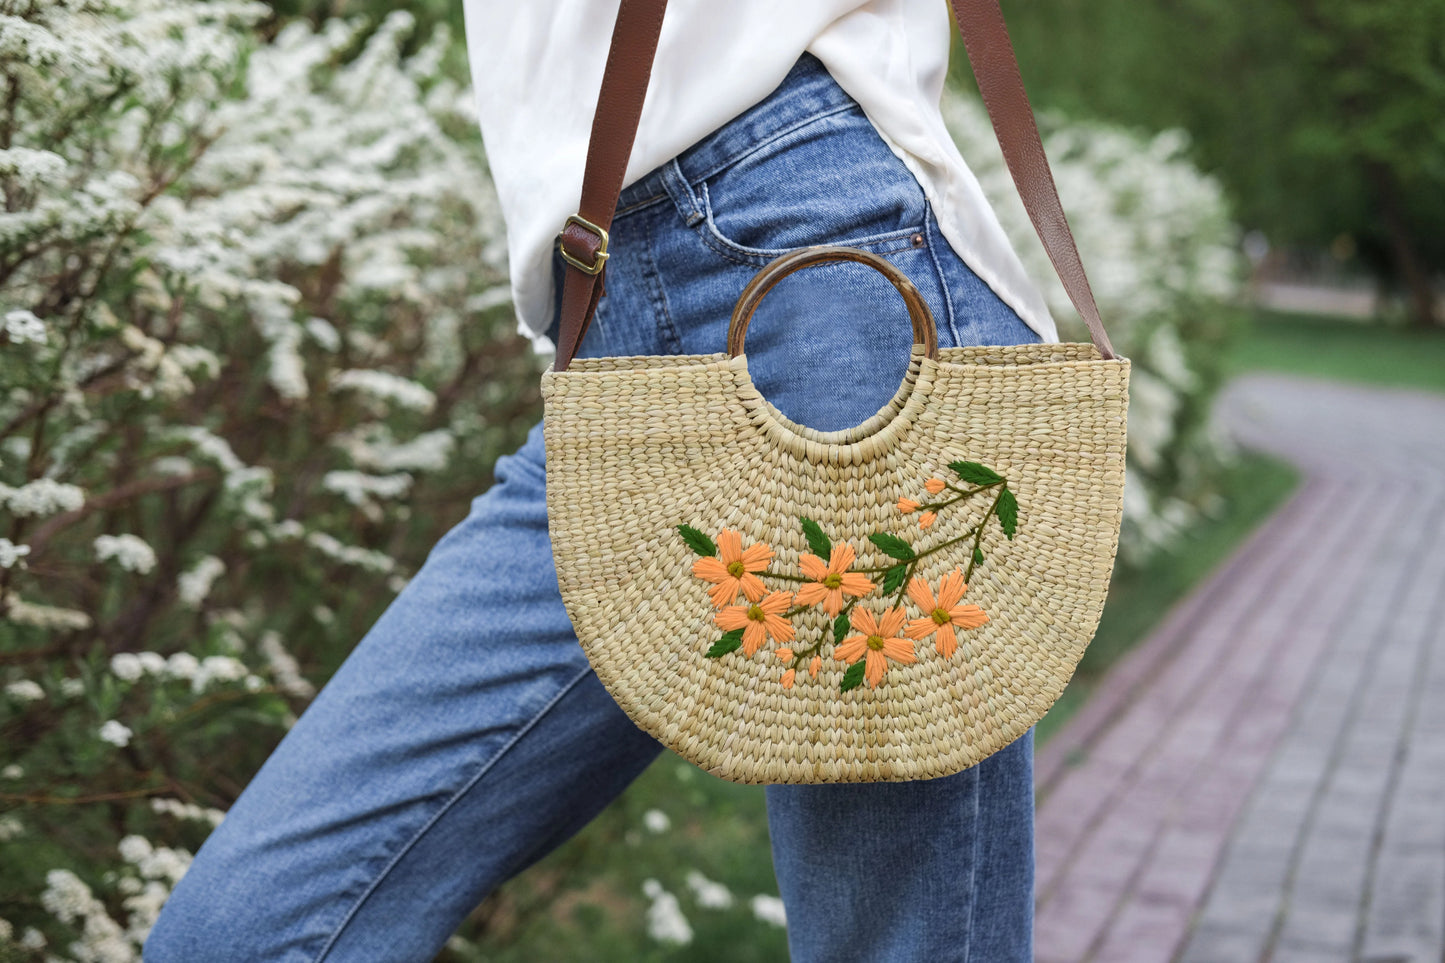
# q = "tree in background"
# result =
<box><xmin>987</xmin><ymin>0</ymin><xmax>1445</xmax><ymax>326</ymax></box>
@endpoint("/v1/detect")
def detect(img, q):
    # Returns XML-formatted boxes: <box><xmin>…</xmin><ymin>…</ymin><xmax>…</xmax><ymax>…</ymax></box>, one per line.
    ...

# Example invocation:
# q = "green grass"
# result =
<box><xmin>1035</xmin><ymin>452</ymin><xmax>1301</xmax><ymax>744</ymax></box>
<box><xmin>1223</xmin><ymin>310</ymin><xmax>1445</xmax><ymax>393</ymax></box>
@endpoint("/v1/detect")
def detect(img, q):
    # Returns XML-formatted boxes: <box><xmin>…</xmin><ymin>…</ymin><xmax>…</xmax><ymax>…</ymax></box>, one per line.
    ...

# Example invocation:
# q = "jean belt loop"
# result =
<box><xmin>659</xmin><ymin>158</ymin><xmax>705</xmax><ymax>227</ymax></box>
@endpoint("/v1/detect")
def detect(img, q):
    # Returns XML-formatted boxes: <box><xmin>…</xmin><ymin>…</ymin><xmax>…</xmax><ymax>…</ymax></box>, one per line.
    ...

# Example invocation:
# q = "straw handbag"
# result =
<box><xmin>541</xmin><ymin>0</ymin><xmax>1130</xmax><ymax>784</ymax></box>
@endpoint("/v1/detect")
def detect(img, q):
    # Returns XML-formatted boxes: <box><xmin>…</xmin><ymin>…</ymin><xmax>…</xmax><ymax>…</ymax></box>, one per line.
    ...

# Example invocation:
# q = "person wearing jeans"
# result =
<box><xmin>146</xmin><ymin>41</ymin><xmax>1043</xmax><ymax>963</ymax></box>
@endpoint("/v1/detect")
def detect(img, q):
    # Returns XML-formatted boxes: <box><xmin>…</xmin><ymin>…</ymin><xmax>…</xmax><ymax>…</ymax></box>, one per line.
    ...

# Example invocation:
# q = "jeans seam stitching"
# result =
<box><xmin>962</xmin><ymin>767</ymin><xmax>981</xmax><ymax>963</ymax></box>
<box><xmin>615</xmin><ymin>192</ymin><xmax>667</xmax><ymax>218</ymax></box>
<box><xmin>923</xmin><ymin>204</ymin><xmax>965</xmax><ymax>347</ymax></box>
<box><xmin>310</xmin><ymin>663</ymin><xmax>598</xmax><ymax>962</ymax></box>
<box><xmin>641</xmin><ymin>212</ymin><xmax>683</xmax><ymax>352</ymax></box>
<box><xmin>680</xmin><ymin>101</ymin><xmax>858</xmax><ymax>188</ymax></box>
<box><xmin>697</xmin><ymin>183</ymin><xmax>924</xmax><ymax>266</ymax></box>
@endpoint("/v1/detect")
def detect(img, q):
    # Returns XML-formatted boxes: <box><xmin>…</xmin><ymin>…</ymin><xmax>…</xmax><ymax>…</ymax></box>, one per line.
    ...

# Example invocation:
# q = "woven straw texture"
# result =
<box><xmin>541</xmin><ymin>343</ymin><xmax>1130</xmax><ymax>784</ymax></box>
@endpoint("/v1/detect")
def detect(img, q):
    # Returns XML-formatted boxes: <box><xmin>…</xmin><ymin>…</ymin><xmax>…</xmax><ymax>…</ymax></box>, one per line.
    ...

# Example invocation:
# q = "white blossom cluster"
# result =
<box><xmin>0</xmin><ymin>591</ymin><xmax>92</xmax><ymax>630</ymax></box>
<box><xmin>108</xmin><ymin>650</ymin><xmax>258</xmax><ymax>694</ymax></box>
<box><xmin>0</xmin><ymin>536</ymin><xmax>33</xmax><ymax>569</ymax></box>
<box><xmin>98</xmin><ymin>720</ymin><xmax>133</xmax><ymax>748</ymax></box>
<box><xmin>93</xmin><ymin>534</ymin><xmax>158</xmax><ymax>574</ymax></box>
<box><xmin>149</xmin><ymin>796</ymin><xmax>227</xmax><ymax>828</ymax></box>
<box><xmin>1</xmin><ymin>0</ymin><xmax>513</xmax><ymax>669</ymax></box>
<box><xmin>0</xmin><ymin>478</ymin><xmax>86</xmax><ymax>517</ymax></box>
<box><xmin>258</xmin><ymin>630</ymin><xmax>315</xmax><ymax>698</ymax></box>
<box><xmin>36</xmin><ymin>834</ymin><xmax>194</xmax><ymax>962</ymax></box>
<box><xmin>176</xmin><ymin>555</ymin><xmax>226</xmax><ymax>609</ymax></box>
<box><xmin>943</xmin><ymin>93</ymin><xmax>1243</xmax><ymax>559</ymax></box>
<box><xmin>5</xmin><ymin>679</ymin><xmax>45</xmax><ymax>703</ymax></box>
<box><xmin>641</xmin><ymin>878</ymin><xmax>694</xmax><ymax>946</ymax></box>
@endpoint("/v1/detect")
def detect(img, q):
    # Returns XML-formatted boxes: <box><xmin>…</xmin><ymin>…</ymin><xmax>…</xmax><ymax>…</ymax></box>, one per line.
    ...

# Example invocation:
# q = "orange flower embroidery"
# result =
<box><xmin>906</xmin><ymin>570</ymin><xmax>989</xmax><ymax>658</ymax></box>
<box><xmin>715</xmin><ymin>590</ymin><xmax>795</xmax><ymax>656</ymax></box>
<box><xmin>795</xmin><ymin>543</ymin><xmax>876</xmax><ymax>616</ymax></box>
<box><xmin>925</xmin><ymin>478</ymin><xmax>947</xmax><ymax>495</ymax></box>
<box><xmin>897</xmin><ymin>497</ymin><xmax>920</xmax><ymax>514</ymax></box>
<box><xmin>809</xmin><ymin>655</ymin><xmax>822</xmax><ymax>677</ymax></box>
<box><xmin>692</xmin><ymin>529</ymin><xmax>773</xmax><ymax>608</ymax></box>
<box><xmin>918</xmin><ymin>511</ymin><xmax>937</xmax><ymax>529</ymax></box>
<box><xmin>775</xmin><ymin>648</ymin><xmax>797</xmax><ymax>687</ymax></box>
<box><xmin>835</xmin><ymin>606</ymin><xmax>916</xmax><ymax>688</ymax></box>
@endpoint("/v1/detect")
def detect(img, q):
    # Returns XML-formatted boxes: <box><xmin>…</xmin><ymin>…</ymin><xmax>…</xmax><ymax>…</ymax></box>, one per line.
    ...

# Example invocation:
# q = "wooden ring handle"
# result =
<box><xmin>726</xmin><ymin>245</ymin><xmax>940</xmax><ymax>360</ymax></box>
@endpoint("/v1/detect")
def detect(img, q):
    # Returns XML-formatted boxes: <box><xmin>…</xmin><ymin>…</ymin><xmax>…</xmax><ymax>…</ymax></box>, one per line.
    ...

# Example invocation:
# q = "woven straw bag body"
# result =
<box><xmin>542</xmin><ymin>0</ymin><xmax>1130</xmax><ymax>783</ymax></box>
<box><xmin>542</xmin><ymin>248</ymin><xmax>1129</xmax><ymax>784</ymax></box>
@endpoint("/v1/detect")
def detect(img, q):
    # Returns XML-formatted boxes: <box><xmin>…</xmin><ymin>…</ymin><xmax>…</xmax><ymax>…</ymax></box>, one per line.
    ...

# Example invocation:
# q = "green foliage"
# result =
<box><xmin>984</xmin><ymin>0</ymin><xmax>1445</xmax><ymax>323</ymax></box>
<box><xmin>706</xmin><ymin>630</ymin><xmax>744</xmax><ymax>658</ymax></box>
<box><xmin>839</xmin><ymin>660</ymin><xmax>866</xmax><ymax>692</ymax></box>
<box><xmin>677</xmin><ymin>525</ymin><xmax>717</xmax><ymax>558</ymax></box>
<box><xmin>867</xmin><ymin>533</ymin><xmax>914</xmax><ymax>561</ymax></box>
<box><xmin>995</xmin><ymin>489</ymin><xmax>1019</xmax><ymax>540</ymax></box>
<box><xmin>880</xmin><ymin>563</ymin><xmax>910</xmax><ymax>595</ymax></box>
<box><xmin>949</xmin><ymin>461</ymin><xmax>1003</xmax><ymax>486</ymax></box>
<box><xmin>799</xmin><ymin>517</ymin><xmax>831</xmax><ymax>559</ymax></box>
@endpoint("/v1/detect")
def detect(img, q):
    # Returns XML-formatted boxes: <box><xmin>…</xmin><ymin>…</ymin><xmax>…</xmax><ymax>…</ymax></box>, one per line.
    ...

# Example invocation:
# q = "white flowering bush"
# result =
<box><xmin>0</xmin><ymin>1</ymin><xmax>543</xmax><ymax>957</ymax></box>
<box><xmin>945</xmin><ymin>92</ymin><xmax>1245</xmax><ymax>560</ymax></box>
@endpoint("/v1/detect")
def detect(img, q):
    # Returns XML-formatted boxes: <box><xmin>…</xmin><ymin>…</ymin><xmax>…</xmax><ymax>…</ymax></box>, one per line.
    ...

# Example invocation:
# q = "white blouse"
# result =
<box><xmin>460</xmin><ymin>0</ymin><xmax>1058</xmax><ymax>348</ymax></box>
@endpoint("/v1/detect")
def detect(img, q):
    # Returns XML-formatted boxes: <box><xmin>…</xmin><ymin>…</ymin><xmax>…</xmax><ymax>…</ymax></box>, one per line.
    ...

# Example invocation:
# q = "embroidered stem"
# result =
<box><xmin>964</xmin><ymin>486</ymin><xmax>1008</xmax><ymax>583</ymax></box>
<box><xmin>856</xmin><ymin>530</ymin><xmax>984</xmax><ymax>573</ymax></box>
<box><xmin>783</xmin><ymin>595</ymin><xmax>861</xmax><ymax>669</ymax></box>
<box><xmin>891</xmin><ymin>559</ymin><xmax>917</xmax><ymax>608</ymax></box>
<box><xmin>915</xmin><ymin>481</ymin><xmax>1002</xmax><ymax>514</ymax></box>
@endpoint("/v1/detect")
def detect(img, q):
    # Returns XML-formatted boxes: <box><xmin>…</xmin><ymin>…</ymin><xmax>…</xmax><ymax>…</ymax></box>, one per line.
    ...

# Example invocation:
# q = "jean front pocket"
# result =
<box><xmin>694</xmin><ymin>106</ymin><xmax>931</xmax><ymax>267</ymax></box>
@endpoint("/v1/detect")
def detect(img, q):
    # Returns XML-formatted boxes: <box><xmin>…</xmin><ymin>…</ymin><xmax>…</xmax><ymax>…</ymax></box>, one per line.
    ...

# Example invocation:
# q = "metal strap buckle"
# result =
<box><xmin>558</xmin><ymin>214</ymin><xmax>609</xmax><ymax>276</ymax></box>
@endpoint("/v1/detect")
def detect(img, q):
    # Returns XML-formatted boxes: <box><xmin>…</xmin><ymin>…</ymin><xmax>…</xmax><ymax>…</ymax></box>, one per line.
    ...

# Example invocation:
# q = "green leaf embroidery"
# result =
<box><xmin>881</xmin><ymin>563</ymin><xmax>910</xmax><ymax>594</ymax></box>
<box><xmin>949</xmin><ymin>461</ymin><xmax>1004</xmax><ymax>486</ymax></box>
<box><xmin>973</xmin><ymin>546</ymin><xmax>986</xmax><ymax>566</ymax></box>
<box><xmin>840</xmin><ymin>660</ymin><xmax>867</xmax><ymax>692</ymax></box>
<box><xmin>706</xmin><ymin>629</ymin><xmax>744</xmax><ymax>658</ymax></box>
<box><xmin>869</xmin><ymin>532</ymin><xmax>915</xmax><ymax>561</ymax></box>
<box><xmin>996</xmin><ymin>488</ymin><xmax>1019</xmax><ymax>539</ymax></box>
<box><xmin>800</xmin><ymin>517</ymin><xmax>832</xmax><ymax>559</ymax></box>
<box><xmin>833</xmin><ymin>613</ymin><xmax>850</xmax><ymax>644</ymax></box>
<box><xmin>678</xmin><ymin>524</ymin><xmax>717</xmax><ymax>557</ymax></box>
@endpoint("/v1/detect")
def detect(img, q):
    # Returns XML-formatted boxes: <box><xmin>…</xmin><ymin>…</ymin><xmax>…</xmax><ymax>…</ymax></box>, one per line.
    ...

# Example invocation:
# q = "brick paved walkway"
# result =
<box><xmin>1033</xmin><ymin>373</ymin><xmax>1445</xmax><ymax>963</ymax></box>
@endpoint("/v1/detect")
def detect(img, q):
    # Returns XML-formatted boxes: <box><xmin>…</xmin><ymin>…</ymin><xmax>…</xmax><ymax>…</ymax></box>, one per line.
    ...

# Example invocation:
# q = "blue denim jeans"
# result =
<box><xmin>146</xmin><ymin>54</ymin><xmax>1038</xmax><ymax>963</ymax></box>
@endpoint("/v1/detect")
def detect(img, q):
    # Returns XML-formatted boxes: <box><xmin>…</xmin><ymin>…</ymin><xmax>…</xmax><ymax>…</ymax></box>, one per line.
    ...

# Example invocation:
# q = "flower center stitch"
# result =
<box><xmin>747</xmin><ymin>604</ymin><xmax>766</xmax><ymax>622</ymax></box>
<box><xmin>867</xmin><ymin>634</ymin><xmax>885</xmax><ymax>651</ymax></box>
<box><xmin>932</xmin><ymin>608</ymin><xmax>952</xmax><ymax>625</ymax></box>
<box><xmin>727</xmin><ymin>560</ymin><xmax>747</xmax><ymax>578</ymax></box>
<box><xmin>823</xmin><ymin>573</ymin><xmax>844</xmax><ymax>589</ymax></box>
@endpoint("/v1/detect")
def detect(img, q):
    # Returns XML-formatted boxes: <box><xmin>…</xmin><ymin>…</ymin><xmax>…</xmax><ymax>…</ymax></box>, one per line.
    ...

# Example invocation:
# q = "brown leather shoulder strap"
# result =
<box><xmin>553</xmin><ymin>0</ymin><xmax>668</xmax><ymax>371</ymax></box>
<box><xmin>554</xmin><ymin>0</ymin><xmax>1116</xmax><ymax>370</ymax></box>
<box><xmin>948</xmin><ymin>0</ymin><xmax>1114</xmax><ymax>358</ymax></box>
